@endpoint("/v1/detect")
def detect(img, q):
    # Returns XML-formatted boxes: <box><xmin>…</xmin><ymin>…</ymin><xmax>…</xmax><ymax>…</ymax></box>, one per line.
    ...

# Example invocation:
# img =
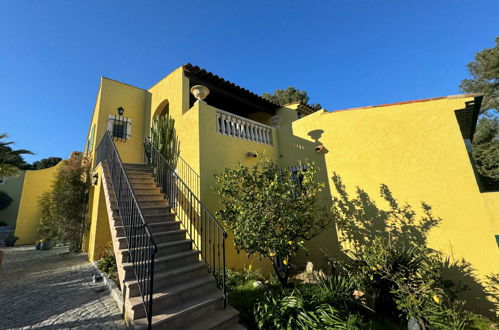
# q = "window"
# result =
<box><xmin>289</xmin><ymin>164</ymin><xmax>308</xmax><ymax>186</ymax></box>
<box><xmin>108</xmin><ymin>115</ymin><xmax>131</xmax><ymax>142</ymax></box>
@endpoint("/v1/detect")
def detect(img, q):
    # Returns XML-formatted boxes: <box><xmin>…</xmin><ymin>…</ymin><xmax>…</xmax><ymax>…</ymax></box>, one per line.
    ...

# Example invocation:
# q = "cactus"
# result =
<box><xmin>151</xmin><ymin>114</ymin><xmax>179</xmax><ymax>167</ymax></box>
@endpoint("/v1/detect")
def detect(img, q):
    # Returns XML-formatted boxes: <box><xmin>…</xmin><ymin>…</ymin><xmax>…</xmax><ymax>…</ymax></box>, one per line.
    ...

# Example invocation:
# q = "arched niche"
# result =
<box><xmin>153</xmin><ymin>99</ymin><xmax>170</xmax><ymax>119</ymax></box>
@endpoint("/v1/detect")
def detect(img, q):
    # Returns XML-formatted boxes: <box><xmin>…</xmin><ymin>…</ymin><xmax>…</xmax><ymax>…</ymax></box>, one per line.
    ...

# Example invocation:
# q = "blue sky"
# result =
<box><xmin>0</xmin><ymin>0</ymin><xmax>497</xmax><ymax>163</ymax></box>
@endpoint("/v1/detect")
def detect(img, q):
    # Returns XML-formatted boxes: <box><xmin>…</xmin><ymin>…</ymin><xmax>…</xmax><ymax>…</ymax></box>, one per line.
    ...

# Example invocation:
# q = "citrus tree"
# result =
<box><xmin>214</xmin><ymin>157</ymin><xmax>331</xmax><ymax>286</ymax></box>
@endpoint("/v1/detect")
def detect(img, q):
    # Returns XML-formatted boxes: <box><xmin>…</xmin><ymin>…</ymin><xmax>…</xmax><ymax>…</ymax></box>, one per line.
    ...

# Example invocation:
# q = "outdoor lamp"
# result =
<box><xmin>117</xmin><ymin>106</ymin><xmax>125</xmax><ymax>116</ymax></box>
<box><xmin>92</xmin><ymin>173</ymin><xmax>99</xmax><ymax>186</ymax></box>
<box><xmin>246</xmin><ymin>152</ymin><xmax>257</xmax><ymax>158</ymax></box>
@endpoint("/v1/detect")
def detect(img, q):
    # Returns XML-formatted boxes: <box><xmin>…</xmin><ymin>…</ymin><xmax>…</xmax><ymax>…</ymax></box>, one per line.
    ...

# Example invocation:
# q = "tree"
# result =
<box><xmin>472</xmin><ymin>117</ymin><xmax>499</xmax><ymax>190</ymax></box>
<box><xmin>460</xmin><ymin>37</ymin><xmax>499</xmax><ymax>190</ymax></box>
<box><xmin>214</xmin><ymin>157</ymin><xmax>331</xmax><ymax>286</ymax></box>
<box><xmin>0</xmin><ymin>133</ymin><xmax>32</xmax><ymax>178</ymax></box>
<box><xmin>23</xmin><ymin>157</ymin><xmax>62</xmax><ymax>170</ymax></box>
<box><xmin>460</xmin><ymin>37</ymin><xmax>499</xmax><ymax>115</ymax></box>
<box><xmin>38</xmin><ymin>156</ymin><xmax>90</xmax><ymax>251</ymax></box>
<box><xmin>262</xmin><ymin>87</ymin><xmax>322</xmax><ymax>111</ymax></box>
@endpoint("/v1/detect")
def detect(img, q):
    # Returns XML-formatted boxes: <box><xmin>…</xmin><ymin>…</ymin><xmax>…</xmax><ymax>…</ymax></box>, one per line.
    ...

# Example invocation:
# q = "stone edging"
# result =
<box><xmin>92</xmin><ymin>262</ymin><xmax>124</xmax><ymax>314</ymax></box>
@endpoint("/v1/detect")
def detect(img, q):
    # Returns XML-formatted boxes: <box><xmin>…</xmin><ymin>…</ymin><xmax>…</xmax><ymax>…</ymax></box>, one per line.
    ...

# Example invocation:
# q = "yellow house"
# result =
<box><xmin>82</xmin><ymin>64</ymin><xmax>498</xmax><ymax>327</ymax></box>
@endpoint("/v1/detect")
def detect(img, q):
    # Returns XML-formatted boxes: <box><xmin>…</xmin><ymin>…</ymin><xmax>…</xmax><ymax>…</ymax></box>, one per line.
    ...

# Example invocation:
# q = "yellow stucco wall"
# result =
<box><xmin>86</xmin><ymin>165</ymin><xmax>112</xmax><ymax>262</ymax></box>
<box><xmin>0</xmin><ymin>171</ymin><xmax>25</xmax><ymax>226</ymax></box>
<box><xmin>278</xmin><ymin>97</ymin><xmax>498</xmax><ymax>280</ymax></box>
<box><xmin>14</xmin><ymin>163</ymin><xmax>63</xmax><ymax>245</ymax></box>
<box><xmin>84</xmin><ymin>77</ymin><xmax>151</xmax><ymax>167</ymax></box>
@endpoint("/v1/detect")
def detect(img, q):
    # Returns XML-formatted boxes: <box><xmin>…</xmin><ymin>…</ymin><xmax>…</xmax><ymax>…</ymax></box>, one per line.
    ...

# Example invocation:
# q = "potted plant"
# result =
<box><xmin>5</xmin><ymin>234</ymin><xmax>18</xmax><ymax>247</ymax></box>
<box><xmin>40</xmin><ymin>239</ymin><xmax>53</xmax><ymax>250</ymax></box>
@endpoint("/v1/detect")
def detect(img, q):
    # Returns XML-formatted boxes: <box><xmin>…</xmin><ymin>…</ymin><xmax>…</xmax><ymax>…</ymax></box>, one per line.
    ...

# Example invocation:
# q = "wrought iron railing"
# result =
<box><xmin>96</xmin><ymin>131</ymin><xmax>157</xmax><ymax>329</ymax></box>
<box><xmin>143</xmin><ymin>137</ymin><xmax>228</xmax><ymax>307</ymax></box>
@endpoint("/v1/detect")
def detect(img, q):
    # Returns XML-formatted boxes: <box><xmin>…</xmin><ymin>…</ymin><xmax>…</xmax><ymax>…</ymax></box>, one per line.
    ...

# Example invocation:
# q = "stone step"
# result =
<box><xmin>138</xmin><ymin>199</ymin><xmax>169</xmax><ymax>208</ymax></box>
<box><xmin>115</xmin><ymin>221</ymin><xmax>180</xmax><ymax>236</ymax></box>
<box><xmin>187</xmin><ymin>307</ymin><xmax>243</xmax><ymax>330</ymax></box>
<box><xmin>132</xmin><ymin>291</ymin><xmax>225</xmax><ymax>329</ymax></box>
<box><xmin>117</xmin><ymin>238</ymin><xmax>192</xmax><ymax>263</ymax></box>
<box><xmin>116</xmin><ymin>230</ymin><xmax>187</xmax><ymax>249</ymax></box>
<box><xmin>144</xmin><ymin>213</ymin><xmax>175</xmax><ymax>223</ymax></box>
<box><xmin>133</xmin><ymin>182</ymin><xmax>159</xmax><ymax>190</ymax></box>
<box><xmin>124</xmin><ymin>262</ymin><xmax>209</xmax><ymax>298</ymax></box>
<box><xmin>122</xmin><ymin>250</ymin><xmax>201</xmax><ymax>277</ymax></box>
<box><xmin>126</xmin><ymin>275</ymin><xmax>218</xmax><ymax>319</ymax></box>
<box><xmin>132</xmin><ymin>186</ymin><xmax>163</xmax><ymax>195</ymax></box>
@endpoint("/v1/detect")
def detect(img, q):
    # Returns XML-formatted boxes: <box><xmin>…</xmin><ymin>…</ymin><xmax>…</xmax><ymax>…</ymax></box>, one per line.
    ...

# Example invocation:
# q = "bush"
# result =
<box><xmin>299</xmin><ymin>274</ymin><xmax>360</xmax><ymax>313</ymax></box>
<box><xmin>254</xmin><ymin>290</ymin><xmax>306</xmax><ymax>329</ymax></box>
<box><xmin>215</xmin><ymin>157</ymin><xmax>332</xmax><ymax>286</ymax></box>
<box><xmin>37</xmin><ymin>156</ymin><xmax>90</xmax><ymax>251</ymax></box>
<box><xmin>226</xmin><ymin>268</ymin><xmax>263</xmax><ymax>288</ymax></box>
<box><xmin>97</xmin><ymin>247</ymin><xmax>118</xmax><ymax>284</ymax></box>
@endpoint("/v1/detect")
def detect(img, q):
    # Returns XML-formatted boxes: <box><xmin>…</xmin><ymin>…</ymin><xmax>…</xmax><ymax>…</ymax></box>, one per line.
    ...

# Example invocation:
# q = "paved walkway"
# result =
<box><xmin>0</xmin><ymin>245</ymin><xmax>126</xmax><ymax>329</ymax></box>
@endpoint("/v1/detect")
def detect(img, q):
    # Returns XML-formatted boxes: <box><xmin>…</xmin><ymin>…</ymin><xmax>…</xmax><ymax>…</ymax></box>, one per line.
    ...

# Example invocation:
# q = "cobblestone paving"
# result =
<box><xmin>0</xmin><ymin>245</ymin><xmax>126</xmax><ymax>329</ymax></box>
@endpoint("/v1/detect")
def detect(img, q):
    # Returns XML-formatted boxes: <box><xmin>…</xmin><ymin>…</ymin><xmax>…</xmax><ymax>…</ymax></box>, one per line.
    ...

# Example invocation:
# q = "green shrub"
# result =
<box><xmin>215</xmin><ymin>157</ymin><xmax>332</xmax><ymax>286</ymax></box>
<box><xmin>296</xmin><ymin>304</ymin><xmax>348</xmax><ymax>329</ymax></box>
<box><xmin>226</xmin><ymin>268</ymin><xmax>262</xmax><ymax>288</ymax></box>
<box><xmin>254</xmin><ymin>290</ymin><xmax>305</xmax><ymax>329</ymax></box>
<box><xmin>97</xmin><ymin>247</ymin><xmax>118</xmax><ymax>284</ymax></box>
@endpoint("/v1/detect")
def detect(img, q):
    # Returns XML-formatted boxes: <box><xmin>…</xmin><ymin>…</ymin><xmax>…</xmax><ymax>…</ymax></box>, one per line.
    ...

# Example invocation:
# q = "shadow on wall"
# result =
<box><xmin>331</xmin><ymin>172</ymin><xmax>441</xmax><ymax>252</ymax></box>
<box><xmin>330</xmin><ymin>173</ymin><xmax>498</xmax><ymax>317</ymax></box>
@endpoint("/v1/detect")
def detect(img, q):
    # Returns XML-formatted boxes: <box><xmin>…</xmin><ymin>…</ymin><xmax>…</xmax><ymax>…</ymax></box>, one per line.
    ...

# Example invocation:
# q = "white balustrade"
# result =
<box><xmin>216</xmin><ymin>109</ymin><xmax>273</xmax><ymax>145</ymax></box>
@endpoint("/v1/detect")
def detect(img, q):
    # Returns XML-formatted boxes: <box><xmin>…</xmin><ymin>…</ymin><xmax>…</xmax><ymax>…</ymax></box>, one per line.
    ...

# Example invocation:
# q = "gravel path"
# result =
<box><xmin>0</xmin><ymin>245</ymin><xmax>126</xmax><ymax>329</ymax></box>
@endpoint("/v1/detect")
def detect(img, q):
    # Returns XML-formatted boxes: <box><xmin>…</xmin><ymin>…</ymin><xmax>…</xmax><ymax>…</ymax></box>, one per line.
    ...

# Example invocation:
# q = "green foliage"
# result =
<box><xmin>308</xmin><ymin>274</ymin><xmax>360</xmax><ymax>311</ymax></box>
<box><xmin>262</xmin><ymin>87</ymin><xmax>321</xmax><ymax>111</ymax></box>
<box><xmin>297</xmin><ymin>304</ymin><xmax>361</xmax><ymax>329</ymax></box>
<box><xmin>214</xmin><ymin>157</ymin><xmax>332</xmax><ymax>286</ymax></box>
<box><xmin>23</xmin><ymin>157</ymin><xmax>62</xmax><ymax>170</ymax></box>
<box><xmin>38</xmin><ymin>156</ymin><xmax>90</xmax><ymax>251</ymax></box>
<box><xmin>0</xmin><ymin>133</ymin><xmax>32</xmax><ymax>178</ymax></box>
<box><xmin>472</xmin><ymin>117</ymin><xmax>499</xmax><ymax>190</ymax></box>
<box><xmin>254</xmin><ymin>290</ymin><xmax>306</xmax><ymax>329</ymax></box>
<box><xmin>150</xmin><ymin>114</ymin><xmax>179</xmax><ymax>165</ymax></box>
<box><xmin>460</xmin><ymin>36</ymin><xmax>499</xmax><ymax>115</ymax></box>
<box><xmin>97</xmin><ymin>246</ymin><xmax>118</xmax><ymax>284</ymax></box>
<box><xmin>225</xmin><ymin>268</ymin><xmax>263</xmax><ymax>288</ymax></box>
<box><xmin>0</xmin><ymin>191</ymin><xmax>13</xmax><ymax>211</ymax></box>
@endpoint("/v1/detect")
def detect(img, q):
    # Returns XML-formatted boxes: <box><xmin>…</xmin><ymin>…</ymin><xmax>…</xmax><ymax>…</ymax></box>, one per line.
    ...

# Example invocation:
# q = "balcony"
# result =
<box><xmin>215</xmin><ymin>109</ymin><xmax>273</xmax><ymax>145</ymax></box>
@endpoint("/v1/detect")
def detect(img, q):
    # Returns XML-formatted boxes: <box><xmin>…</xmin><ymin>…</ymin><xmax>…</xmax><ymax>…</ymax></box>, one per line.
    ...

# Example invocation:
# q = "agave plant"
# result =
<box><xmin>150</xmin><ymin>114</ymin><xmax>179</xmax><ymax>167</ymax></box>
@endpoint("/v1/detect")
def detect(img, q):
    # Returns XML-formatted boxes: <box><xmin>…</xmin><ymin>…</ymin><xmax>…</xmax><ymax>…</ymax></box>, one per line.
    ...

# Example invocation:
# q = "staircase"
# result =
<box><xmin>96</xmin><ymin>132</ymin><xmax>243</xmax><ymax>330</ymax></box>
<box><xmin>101</xmin><ymin>163</ymin><xmax>243</xmax><ymax>329</ymax></box>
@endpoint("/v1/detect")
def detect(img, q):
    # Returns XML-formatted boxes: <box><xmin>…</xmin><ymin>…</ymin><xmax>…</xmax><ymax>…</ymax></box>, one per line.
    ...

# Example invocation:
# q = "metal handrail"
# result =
<box><xmin>96</xmin><ymin>131</ymin><xmax>157</xmax><ymax>329</ymax></box>
<box><xmin>143</xmin><ymin>136</ymin><xmax>228</xmax><ymax>307</ymax></box>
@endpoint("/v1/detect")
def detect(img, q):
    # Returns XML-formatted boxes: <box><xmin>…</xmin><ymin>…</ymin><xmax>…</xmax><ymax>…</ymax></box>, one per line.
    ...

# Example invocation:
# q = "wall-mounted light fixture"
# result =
<box><xmin>117</xmin><ymin>106</ymin><xmax>125</xmax><ymax>116</ymax></box>
<box><xmin>246</xmin><ymin>152</ymin><xmax>257</xmax><ymax>158</ymax></box>
<box><xmin>190</xmin><ymin>85</ymin><xmax>210</xmax><ymax>101</ymax></box>
<box><xmin>92</xmin><ymin>173</ymin><xmax>99</xmax><ymax>186</ymax></box>
<box><xmin>314</xmin><ymin>144</ymin><xmax>325</xmax><ymax>153</ymax></box>
<box><xmin>269</xmin><ymin>115</ymin><xmax>281</xmax><ymax>128</ymax></box>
